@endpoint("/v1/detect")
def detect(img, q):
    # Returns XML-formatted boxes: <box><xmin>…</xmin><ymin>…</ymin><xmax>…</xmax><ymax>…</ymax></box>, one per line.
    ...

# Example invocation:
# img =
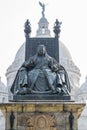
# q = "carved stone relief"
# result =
<box><xmin>26</xmin><ymin>114</ymin><xmax>56</xmax><ymax>130</ymax></box>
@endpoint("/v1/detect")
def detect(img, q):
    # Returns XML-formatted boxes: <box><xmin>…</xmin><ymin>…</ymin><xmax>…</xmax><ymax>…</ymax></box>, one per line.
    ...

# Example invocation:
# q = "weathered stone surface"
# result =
<box><xmin>0</xmin><ymin>102</ymin><xmax>85</xmax><ymax>130</ymax></box>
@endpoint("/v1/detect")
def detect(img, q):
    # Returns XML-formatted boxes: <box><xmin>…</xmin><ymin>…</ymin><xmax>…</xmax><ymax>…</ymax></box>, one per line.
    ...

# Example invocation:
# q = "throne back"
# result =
<box><xmin>25</xmin><ymin>37</ymin><xmax>59</xmax><ymax>62</ymax></box>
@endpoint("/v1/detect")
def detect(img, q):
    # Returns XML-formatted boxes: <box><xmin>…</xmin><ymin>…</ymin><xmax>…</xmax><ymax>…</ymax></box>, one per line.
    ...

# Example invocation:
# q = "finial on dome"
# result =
<box><xmin>53</xmin><ymin>19</ymin><xmax>62</xmax><ymax>37</ymax></box>
<box><xmin>39</xmin><ymin>1</ymin><xmax>47</xmax><ymax>17</ymax></box>
<box><xmin>24</xmin><ymin>19</ymin><xmax>31</xmax><ymax>37</ymax></box>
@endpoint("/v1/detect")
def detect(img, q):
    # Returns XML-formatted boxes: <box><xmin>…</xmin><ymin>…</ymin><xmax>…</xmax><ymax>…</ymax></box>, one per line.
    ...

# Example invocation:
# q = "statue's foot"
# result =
<box><xmin>56</xmin><ymin>87</ymin><xmax>61</xmax><ymax>92</ymax></box>
<box><xmin>26</xmin><ymin>88</ymin><xmax>32</xmax><ymax>94</ymax></box>
<box><xmin>50</xmin><ymin>85</ymin><xmax>56</xmax><ymax>94</ymax></box>
<box><xmin>15</xmin><ymin>87</ymin><xmax>27</xmax><ymax>95</ymax></box>
<box><xmin>51</xmin><ymin>88</ymin><xmax>56</xmax><ymax>94</ymax></box>
<box><xmin>52</xmin><ymin>90</ymin><xmax>56</xmax><ymax>94</ymax></box>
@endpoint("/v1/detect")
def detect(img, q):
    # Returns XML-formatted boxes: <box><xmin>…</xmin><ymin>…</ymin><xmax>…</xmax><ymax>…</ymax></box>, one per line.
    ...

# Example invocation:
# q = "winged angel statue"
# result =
<box><xmin>39</xmin><ymin>1</ymin><xmax>47</xmax><ymax>17</ymax></box>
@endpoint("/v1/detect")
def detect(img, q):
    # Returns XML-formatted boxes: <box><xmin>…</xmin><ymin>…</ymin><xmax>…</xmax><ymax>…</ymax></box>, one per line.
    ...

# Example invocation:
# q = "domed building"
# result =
<box><xmin>0</xmin><ymin>77</ymin><xmax>8</xmax><ymax>130</ymax></box>
<box><xmin>77</xmin><ymin>77</ymin><xmax>87</xmax><ymax>130</ymax></box>
<box><xmin>6</xmin><ymin>16</ymin><xmax>81</xmax><ymax>100</ymax></box>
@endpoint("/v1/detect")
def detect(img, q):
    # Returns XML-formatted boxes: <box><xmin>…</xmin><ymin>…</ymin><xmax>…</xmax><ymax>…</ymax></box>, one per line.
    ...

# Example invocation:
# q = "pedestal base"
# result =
<box><xmin>0</xmin><ymin>102</ymin><xmax>85</xmax><ymax>130</ymax></box>
<box><xmin>13</xmin><ymin>94</ymin><xmax>71</xmax><ymax>101</ymax></box>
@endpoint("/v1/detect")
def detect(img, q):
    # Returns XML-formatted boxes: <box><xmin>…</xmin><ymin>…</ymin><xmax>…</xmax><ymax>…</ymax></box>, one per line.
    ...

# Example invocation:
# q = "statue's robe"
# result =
<box><xmin>11</xmin><ymin>53</ymin><xmax>71</xmax><ymax>95</ymax></box>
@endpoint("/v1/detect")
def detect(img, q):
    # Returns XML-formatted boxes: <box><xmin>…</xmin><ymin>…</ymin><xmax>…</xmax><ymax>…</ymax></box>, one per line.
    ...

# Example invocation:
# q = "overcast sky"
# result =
<box><xmin>0</xmin><ymin>0</ymin><xmax>87</xmax><ymax>86</ymax></box>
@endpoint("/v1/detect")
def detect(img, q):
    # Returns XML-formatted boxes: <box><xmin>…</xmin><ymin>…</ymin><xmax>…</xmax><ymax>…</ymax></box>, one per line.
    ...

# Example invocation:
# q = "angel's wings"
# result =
<box><xmin>39</xmin><ymin>1</ymin><xmax>43</xmax><ymax>7</ymax></box>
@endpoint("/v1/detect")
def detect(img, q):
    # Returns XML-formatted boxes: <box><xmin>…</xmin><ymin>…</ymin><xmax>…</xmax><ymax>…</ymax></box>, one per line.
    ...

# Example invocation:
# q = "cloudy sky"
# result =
<box><xmin>0</xmin><ymin>0</ymin><xmax>87</xmax><ymax>85</ymax></box>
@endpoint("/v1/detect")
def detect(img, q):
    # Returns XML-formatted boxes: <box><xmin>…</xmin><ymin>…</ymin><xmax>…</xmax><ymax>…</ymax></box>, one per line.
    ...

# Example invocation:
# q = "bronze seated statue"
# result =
<box><xmin>11</xmin><ymin>45</ymin><xmax>71</xmax><ymax>96</ymax></box>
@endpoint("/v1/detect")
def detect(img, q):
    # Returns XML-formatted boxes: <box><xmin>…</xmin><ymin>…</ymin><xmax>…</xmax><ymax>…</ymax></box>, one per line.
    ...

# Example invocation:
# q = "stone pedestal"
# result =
<box><xmin>13</xmin><ymin>95</ymin><xmax>71</xmax><ymax>101</ymax></box>
<box><xmin>0</xmin><ymin>102</ymin><xmax>85</xmax><ymax>130</ymax></box>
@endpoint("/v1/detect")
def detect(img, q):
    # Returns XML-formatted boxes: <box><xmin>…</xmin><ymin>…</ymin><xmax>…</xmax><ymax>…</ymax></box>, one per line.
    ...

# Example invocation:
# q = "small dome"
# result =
<box><xmin>36</xmin><ymin>16</ymin><xmax>51</xmax><ymax>37</ymax></box>
<box><xmin>38</xmin><ymin>17</ymin><xmax>49</xmax><ymax>24</ymax></box>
